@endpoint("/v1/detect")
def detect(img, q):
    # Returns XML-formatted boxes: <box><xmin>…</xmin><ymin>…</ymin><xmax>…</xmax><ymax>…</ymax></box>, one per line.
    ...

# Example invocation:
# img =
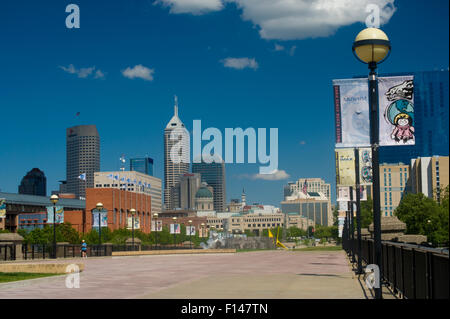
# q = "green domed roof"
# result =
<box><xmin>195</xmin><ymin>186</ymin><xmax>213</xmax><ymax>198</ymax></box>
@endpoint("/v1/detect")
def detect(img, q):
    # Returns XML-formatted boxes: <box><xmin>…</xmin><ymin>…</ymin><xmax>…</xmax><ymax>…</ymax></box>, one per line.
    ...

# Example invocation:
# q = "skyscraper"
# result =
<box><xmin>192</xmin><ymin>155</ymin><xmax>226</xmax><ymax>212</ymax></box>
<box><xmin>66</xmin><ymin>125</ymin><xmax>100</xmax><ymax>199</ymax></box>
<box><xmin>179</xmin><ymin>173</ymin><xmax>201</xmax><ymax>210</ymax></box>
<box><xmin>164</xmin><ymin>97</ymin><xmax>189</xmax><ymax>210</ymax></box>
<box><xmin>130</xmin><ymin>157</ymin><xmax>154</xmax><ymax>176</ymax></box>
<box><xmin>18</xmin><ymin>168</ymin><xmax>46</xmax><ymax>196</ymax></box>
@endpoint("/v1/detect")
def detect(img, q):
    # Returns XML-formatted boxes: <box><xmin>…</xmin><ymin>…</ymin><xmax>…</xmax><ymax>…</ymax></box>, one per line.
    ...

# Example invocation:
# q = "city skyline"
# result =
<box><xmin>0</xmin><ymin>0</ymin><xmax>449</xmax><ymax>206</ymax></box>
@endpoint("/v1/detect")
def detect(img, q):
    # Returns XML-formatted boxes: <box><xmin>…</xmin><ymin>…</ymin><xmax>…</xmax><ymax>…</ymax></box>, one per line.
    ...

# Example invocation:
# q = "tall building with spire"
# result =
<box><xmin>164</xmin><ymin>96</ymin><xmax>190</xmax><ymax>210</ymax></box>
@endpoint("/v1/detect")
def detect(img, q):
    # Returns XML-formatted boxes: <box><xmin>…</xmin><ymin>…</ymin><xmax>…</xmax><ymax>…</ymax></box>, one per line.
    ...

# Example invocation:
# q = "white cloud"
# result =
<box><xmin>94</xmin><ymin>70</ymin><xmax>105</xmax><ymax>79</ymax></box>
<box><xmin>59</xmin><ymin>64</ymin><xmax>103</xmax><ymax>79</ymax></box>
<box><xmin>122</xmin><ymin>64</ymin><xmax>155</xmax><ymax>81</ymax></box>
<box><xmin>155</xmin><ymin>0</ymin><xmax>223</xmax><ymax>15</ymax></box>
<box><xmin>229</xmin><ymin>0</ymin><xmax>396</xmax><ymax>40</ymax></box>
<box><xmin>252</xmin><ymin>169</ymin><xmax>290</xmax><ymax>181</ymax></box>
<box><xmin>274</xmin><ymin>44</ymin><xmax>296</xmax><ymax>56</ymax></box>
<box><xmin>221</xmin><ymin>57</ymin><xmax>258</xmax><ymax>70</ymax></box>
<box><xmin>157</xmin><ymin>0</ymin><xmax>397</xmax><ymax>40</ymax></box>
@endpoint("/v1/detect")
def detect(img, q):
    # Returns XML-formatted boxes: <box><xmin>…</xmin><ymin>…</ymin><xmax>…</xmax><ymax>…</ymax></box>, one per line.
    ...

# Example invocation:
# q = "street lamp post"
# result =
<box><xmin>172</xmin><ymin>217</ymin><xmax>177</xmax><ymax>248</ymax></box>
<box><xmin>130</xmin><ymin>208</ymin><xmax>136</xmax><ymax>251</ymax></box>
<box><xmin>50</xmin><ymin>194</ymin><xmax>59</xmax><ymax>259</ymax></box>
<box><xmin>353</xmin><ymin>27</ymin><xmax>391</xmax><ymax>300</ymax></box>
<box><xmin>354</xmin><ymin>148</ymin><xmax>363</xmax><ymax>274</ymax></box>
<box><xmin>96</xmin><ymin>202</ymin><xmax>104</xmax><ymax>246</ymax></box>
<box><xmin>201</xmin><ymin>222</ymin><xmax>205</xmax><ymax>239</ymax></box>
<box><xmin>188</xmin><ymin>220</ymin><xmax>193</xmax><ymax>249</ymax></box>
<box><xmin>153</xmin><ymin>213</ymin><xmax>158</xmax><ymax>250</ymax></box>
<box><xmin>349</xmin><ymin>187</ymin><xmax>356</xmax><ymax>264</ymax></box>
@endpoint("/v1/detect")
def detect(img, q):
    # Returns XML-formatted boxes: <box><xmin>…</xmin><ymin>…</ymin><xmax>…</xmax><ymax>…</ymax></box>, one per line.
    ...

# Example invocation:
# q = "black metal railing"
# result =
<box><xmin>21</xmin><ymin>244</ymin><xmax>110</xmax><ymax>260</ymax></box>
<box><xmin>346</xmin><ymin>238</ymin><xmax>449</xmax><ymax>299</ymax></box>
<box><xmin>22</xmin><ymin>244</ymin><xmax>53</xmax><ymax>260</ymax></box>
<box><xmin>0</xmin><ymin>244</ymin><xmax>16</xmax><ymax>261</ymax></box>
<box><xmin>111</xmin><ymin>244</ymin><xmax>202</xmax><ymax>252</ymax></box>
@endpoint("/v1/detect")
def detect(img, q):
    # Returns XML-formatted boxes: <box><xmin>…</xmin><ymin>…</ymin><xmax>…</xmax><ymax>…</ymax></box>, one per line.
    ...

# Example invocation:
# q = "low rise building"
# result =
<box><xmin>0</xmin><ymin>192</ymin><xmax>85</xmax><ymax>233</ymax></box>
<box><xmin>94</xmin><ymin>171</ymin><xmax>162</xmax><ymax>215</ymax></box>
<box><xmin>85</xmin><ymin>188</ymin><xmax>152</xmax><ymax>233</ymax></box>
<box><xmin>380</xmin><ymin>163</ymin><xmax>411</xmax><ymax>217</ymax></box>
<box><xmin>281</xmin><ymin>191</ymin><xmax>332</xmax><ymax>227</ymax></box>
<box><xmin>410</xmin><ymin>156</ymin><xmax>449</xmax><ymax>202</ymax></box>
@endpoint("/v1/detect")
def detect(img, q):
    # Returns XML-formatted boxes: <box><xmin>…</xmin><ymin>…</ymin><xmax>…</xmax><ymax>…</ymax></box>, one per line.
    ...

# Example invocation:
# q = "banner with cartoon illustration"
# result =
<box><xmin>333</xmin><ymin>78</ymin><xmax>370</xmax><ymax>148</ymax></box>
<box><xmin>378</xmin><ymin>76</ymin><xmax>415</xmax><ymax>146</ymax></box>
<box><xmin>46</xmin><ymin>206</ymin><xmax>64</xmax><ymax>224</ymax></box>
<box><xmin>92</xmin><ymin>209</ymin><xmax>108</xmax><ymax>228</ymax></box>
<box><xmin>0</xmin><ymin>199</ymin><xmax>6</xmax><ymax>218</ymax></box>
<box><xmin>359</xmin><ymin>148</ymin><xmax>372</xmax><ymax>184</ymax></box>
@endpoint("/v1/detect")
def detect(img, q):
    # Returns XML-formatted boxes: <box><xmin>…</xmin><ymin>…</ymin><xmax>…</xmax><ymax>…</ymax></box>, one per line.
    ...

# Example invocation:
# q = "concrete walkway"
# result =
<box><xmin>0</xmin><ymin>250</ymin><xmax>366</xmax><ymax>299</ymax></box>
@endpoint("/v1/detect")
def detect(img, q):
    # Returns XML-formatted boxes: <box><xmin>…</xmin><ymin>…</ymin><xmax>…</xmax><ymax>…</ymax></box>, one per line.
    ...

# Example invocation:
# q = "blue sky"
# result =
<box><xmin>0</xmin><ymin>0</ymin><xmax>448</xmax><ymax>206</ymax></box>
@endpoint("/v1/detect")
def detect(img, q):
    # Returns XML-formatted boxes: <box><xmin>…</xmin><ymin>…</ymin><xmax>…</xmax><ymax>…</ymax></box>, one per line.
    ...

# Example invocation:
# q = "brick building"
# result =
<box><xmin>85</xmin><ymin>188</ymin><xmax>152</xmax><ymax>234</ymax></box>
<box><xmin>156</xmin><ymin>210</ymin><xmax>208</xmax><ymax>237</ymax></box>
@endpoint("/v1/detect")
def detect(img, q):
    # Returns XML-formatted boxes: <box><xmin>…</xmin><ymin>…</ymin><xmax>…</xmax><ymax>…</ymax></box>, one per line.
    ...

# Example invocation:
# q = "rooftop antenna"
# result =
<box><xmin>174</xmin><ymin>95</ymin><xmax>178</xmax><ymax>117</ymax></box>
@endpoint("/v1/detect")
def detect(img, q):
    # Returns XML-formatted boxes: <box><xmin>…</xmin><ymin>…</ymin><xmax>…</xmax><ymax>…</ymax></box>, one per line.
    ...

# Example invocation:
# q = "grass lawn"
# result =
<box><xmin>293</xmin><ymin>245</ymin><xmax>343</xmax><ymax>252</ymax></box>
<box><xmin>0</xmin><ymin>272</ymin><xmax>60</xmax><ymax>283</ymax></box>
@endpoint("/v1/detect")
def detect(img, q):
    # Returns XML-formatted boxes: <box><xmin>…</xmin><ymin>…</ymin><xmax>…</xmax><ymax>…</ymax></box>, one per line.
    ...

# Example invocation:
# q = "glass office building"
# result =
<box><xmin>130</xmin><ymin>157</ymin><xmax>154</xmax><ymax>176</ymax></box>
<box><xmin>192</xmin><ymin>158</ymin><xmax>226</xmax><ymax>212</ymax></box>
<box><xmin>377</xmin><ymin>70</ymin><xmax>449</xmax><ymax>164</ymax></box>
<box><xmin>18</xmin><ymin>168</ymin><xmax>47</xmax><ymax>196</ymax></box>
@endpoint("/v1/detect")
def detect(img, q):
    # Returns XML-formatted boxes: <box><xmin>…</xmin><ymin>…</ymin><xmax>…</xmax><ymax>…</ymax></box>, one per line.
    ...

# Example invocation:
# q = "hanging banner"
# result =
<box><xmin>338</xmin><ymin>201</ymin><xmax>348</xmax><ymax>212</ymax></box>
<box><xmin>170</xmin><ymin>223</ymin><xmax>180</xmax><ymax>234</ymax></box>
<box><xmin>151</xmin><ymin>220</ymin><xmax>163</xmax><ymax>232</ymax></box>
<box><xmin>378</xmin><ymin>76</ymin><xmax>415</xmax><ymax>146</ymax></box>
<box><xmin>333</xmin><ymin>78</ymin><xmax>370</xmax><ymax>148</ymax></box>
<box><xmin>46</xmin><ymin>206</ymin><xmax>64</xmax><ymax>224</ymax></box>
<box><xmin>337</xmin><ymin>187</ymin><xmax>351</xmax><ymax>202</ymax></box>
<box><xmin>186</xmin><ymin>226</ymin><xmax>196</xmax><ymax>236</ymax></box>
<box><xmin>359</xmin><ymin>148</ymin><xmax>373</xmax><ymax>184</ymax></box>
<box><xmin>127</xmin><ymin>216</ymin><xmax>140</xmax><ymax>229</ymax></box>
<box><xmin>0</xmin><ymin>199</ymin><xmax>6</xmax><ymax>218</ymax></box>
<box><xmin>92</xmin><ymin>209</ymin><xmax>108</xmax><ymax>227</ymax></box>
<box><xmin>337</xmin><ymin>186</ymin><xmax>367</xmax><ymax>201</ymax></box>
<box><xmin>335</xmin><ymin>148</ymin><xmax>355</xmax><ymax>186</ymax></box>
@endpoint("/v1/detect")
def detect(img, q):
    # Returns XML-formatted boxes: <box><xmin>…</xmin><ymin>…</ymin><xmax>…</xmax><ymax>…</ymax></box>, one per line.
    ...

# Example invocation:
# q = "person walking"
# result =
<box><xmin>81</xmin><ymin>240</ymin><xmax>87</xmax><ymax>258</ymax></box>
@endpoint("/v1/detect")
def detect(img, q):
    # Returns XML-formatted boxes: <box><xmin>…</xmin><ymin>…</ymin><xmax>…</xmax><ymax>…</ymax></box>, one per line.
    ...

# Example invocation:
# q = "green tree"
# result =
<box><xmin>332</xmin><ymin>206</ymin><xmax>339</xmax><ymax>226</ymax></box>
<box><xmin>21</xmin><ymin>223</ymin><xmax>81</xmax><ymax>244</ymax></box>
<box><xmin>287</xmin><ymin>226</ymin><xmax>306</xmax><ymax>238</ymax></box>
<box><xmin>314</xmin><ymin>225</ymin><xmax>334</xmax><ymax>240</ymax></box>
<box><xmin>360</xmin><ymin>198</ymin><xmax>374</xmax><ymax>229</ymax></box>
<box><xmin>395</xmin><ymin>192</ymin><xmax>449</xmax><ymax>247</ymax></box>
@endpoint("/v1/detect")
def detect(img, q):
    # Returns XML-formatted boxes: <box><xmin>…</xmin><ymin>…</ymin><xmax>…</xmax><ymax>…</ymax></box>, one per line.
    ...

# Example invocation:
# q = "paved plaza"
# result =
<box><xmin>0</xmin><ymin>250</ymin><xmax>366</xmax><ymax>299</ymax></box>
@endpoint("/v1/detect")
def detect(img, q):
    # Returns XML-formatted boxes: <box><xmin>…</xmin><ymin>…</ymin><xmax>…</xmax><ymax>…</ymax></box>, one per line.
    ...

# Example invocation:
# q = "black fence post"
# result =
<box><xmin>412</xmin><ymin>248</ymin><xmax>416</xmax><ymax>299</ymax></box>
<box><xmin>427</xmin><ymin>251</ymin><xmax>433</xmax><ymax>299</ymax></box>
